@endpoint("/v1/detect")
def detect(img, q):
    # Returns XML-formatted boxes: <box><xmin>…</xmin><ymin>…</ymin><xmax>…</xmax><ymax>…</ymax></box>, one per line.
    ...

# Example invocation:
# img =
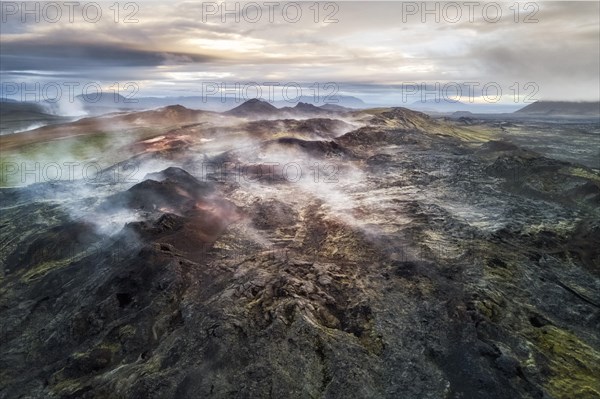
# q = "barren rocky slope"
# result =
<box><xmin>0</xmin><ymin>105</ymin><xmax>599</xmax><ymax>398</ymax></box>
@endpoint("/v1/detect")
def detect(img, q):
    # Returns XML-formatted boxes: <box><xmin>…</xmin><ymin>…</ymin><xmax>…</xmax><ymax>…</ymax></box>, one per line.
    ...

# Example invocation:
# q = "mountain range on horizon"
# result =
<box><xmin>1</xmin><ymin>97</ymin><xmax>599</xmax><ymax>135</ymax></box>
<box><xmin>515</xmin><ymin>100</ymin><xmax>600</xmax><ymax>116</ymax></box>
<box><xmin>0</xmin><ymin>93</ymin><xmax>367</xmax><ymax>115</ymax></box>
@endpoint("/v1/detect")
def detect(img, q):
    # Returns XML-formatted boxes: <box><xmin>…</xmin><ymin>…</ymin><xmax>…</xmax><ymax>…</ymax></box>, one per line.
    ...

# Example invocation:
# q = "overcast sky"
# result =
<box><xmin>1</xmin><ymin>1</ymin><xmax>599</xmax><ymax>106</ymax></box>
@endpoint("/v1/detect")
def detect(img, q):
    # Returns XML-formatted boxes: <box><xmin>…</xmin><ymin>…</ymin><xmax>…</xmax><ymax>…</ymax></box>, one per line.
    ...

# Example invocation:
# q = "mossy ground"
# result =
<box><xmin>528</xmin><ymin>326</ymin><xmax>600</xmax><ymax>399</ymax></box>
<box><xmin>0</xmin><ymin>127</ymin><xmax>166</xmax><ymax>187</ymax></box>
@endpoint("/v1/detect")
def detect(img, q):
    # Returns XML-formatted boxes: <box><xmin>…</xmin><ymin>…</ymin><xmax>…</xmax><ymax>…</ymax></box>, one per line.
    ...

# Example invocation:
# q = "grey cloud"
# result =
<box><xmin>0</xmin><ymin>1</ymin><xmax>598</xmax><ymax>101</ymax></box>
<box><xmin>0</xmin><ymin>40</ymin><xmax>216</xmax><ymax>71</ymax></box>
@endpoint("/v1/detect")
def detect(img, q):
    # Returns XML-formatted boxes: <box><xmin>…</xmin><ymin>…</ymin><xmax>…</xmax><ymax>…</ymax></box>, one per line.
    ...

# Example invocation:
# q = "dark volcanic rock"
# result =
<box><xmin>1</xmin><ymin>112</ymin><xmax>599</xmax><ymax>399</ymax></box>
<box><xmin>272</xmin><ymin>137</ymin><xmax>354</xmax><ymax>158</ymax></box>
<box><xmin>102</xmin><ymin>167</ymin><xmax>213</xmax><ymax>213</ymax></box>
<box><xmin>479</xmin><ymin>140</ymin><xmax>520</xmax><ymax>152</ymax></box>
<box><xmin>4</xmin><ymin>221</ymin><xmax>102</xmax><ymax>275</ymax></box>
<box><xmin>250</xmin><ymin>199</ymin><xmax>297</xmax><ymax>230</ymax></box>
<box><xmin>243</xmin><ymin>118</ymin><xmax>353</xmax><ymax>139</ymax></box>
<box><xmin>337</xmin><ymin>126</ymin><xmax>421</xmax><ymax>147</ymax></box>
<box><xmin>486</xmin><ymin>154</ymin><xmax>600</xmax><ymax>206</ymax></box>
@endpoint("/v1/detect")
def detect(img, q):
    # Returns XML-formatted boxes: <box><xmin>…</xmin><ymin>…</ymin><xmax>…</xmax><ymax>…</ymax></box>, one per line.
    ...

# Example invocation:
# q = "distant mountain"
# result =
<box><xmin>292</xmin><ymin>102</ymin><xmax>325</xmax><ymax>113</ymax></box>
<box><xmin>0</xmin><ymin>100</ymin><xmax>67</xmax><ymax>135</ymax></box>
<box><xmin>411</xmin><ymin>99</ymin><xmax>468</xmax><ymax>110</ymax></box>
<box><xmin>121</xmin><ymin>104</ymin><xmax>211</xmax><ymax>124</ymax></box>
<box><xmin>279</xmin><ymin>102</ymin><xmax>331</xmax><ymax>117</ymax></box>
<box><xmin>129</xmin><ymin>95</ymin><xmax>367</xmax><ymax>112</ymax></box>
<box><xmin>319</xmin><ymin>104</ymin><xmax>352</xmax><ymax>112</ymax></box>
<box><xmin>135</xmin><ymin>96</ymin><xmax>235</xmax><ymax>112</ymax></box>
<box><xmin>451</xmin><ymin>111</ymin><xmax>475</xmax><ymax>118</ymax></box>
<box><xmin>272</xmin><ymin>95</ymin><xmax>365</xmax><ymax>109</ymax></box>
<box><xmin>225</xmin><ymin>98</ymin><xmax>280</xmax><ymax>117</ymax></box>
<box><xmin>0</xmin><ymin>100</ymin><xmax>49</xmax><ymax>115</ymax></box>
<box><xmin>76</xmin><ymin>93</ymin><xmax>128</xmax><ymax>104</ymax></box>
<box><xmin>409</xmin><ymin>99</ymin><xmax>522</xmax><ymax>114</ymax></box>
<box><xmin>1</xmin><ymin>94</ymin><xmax>369</xmax><ymax>119</ymax></box>
<box><xmin>515</xmin><ymin>101</ymin><xmax>600</xmax><ymax>116</ymax></box>
<box><xmin>82</xmin><ymin>94</ymin><xmax>367</xmax><ymax>114</ymax></box>
<box><xmin>225</xmin><ymin>100</ymin><xmax>349</xmax><ymax>119</ymax></box>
